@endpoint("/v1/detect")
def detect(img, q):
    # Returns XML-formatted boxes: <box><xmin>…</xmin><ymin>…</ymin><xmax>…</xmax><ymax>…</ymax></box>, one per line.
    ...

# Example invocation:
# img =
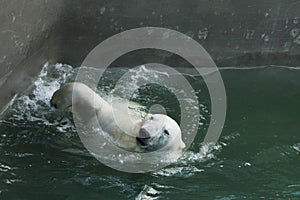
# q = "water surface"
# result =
<box><xmin>0</xmin><ymin>64</ymin><xmax>299</xmax><ymax>199</ymax></box>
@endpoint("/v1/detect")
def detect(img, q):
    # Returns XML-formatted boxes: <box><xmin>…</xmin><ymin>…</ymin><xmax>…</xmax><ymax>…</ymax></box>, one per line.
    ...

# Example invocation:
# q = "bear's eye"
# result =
<box><xmin>150</xmin><ymin>116</ymin><xmax>154</xmax><ymax>120</ymax></box>
<box><xmin>164</xmin><ymin>130</ymin><xmax>170</xmax><ymax>135</ymax></box>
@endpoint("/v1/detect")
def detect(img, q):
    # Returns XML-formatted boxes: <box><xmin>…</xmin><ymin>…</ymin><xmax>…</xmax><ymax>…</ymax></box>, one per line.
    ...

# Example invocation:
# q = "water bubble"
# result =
<box><xmin>99</xmin><ymin>7</ymin><xmax>106</xmax><ymax>15</ymax></box>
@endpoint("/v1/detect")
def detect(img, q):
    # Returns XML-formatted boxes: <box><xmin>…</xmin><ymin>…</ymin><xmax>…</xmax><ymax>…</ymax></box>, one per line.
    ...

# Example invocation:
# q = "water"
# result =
<box><xmin>0</xmin><ymin>64</ymin><xmax>300</xmax><ymax>199</ymax></box>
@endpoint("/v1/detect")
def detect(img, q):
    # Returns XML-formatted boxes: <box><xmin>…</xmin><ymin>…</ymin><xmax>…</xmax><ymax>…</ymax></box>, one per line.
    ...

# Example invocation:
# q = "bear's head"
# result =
<box><xmin>136</xmin><ymin>114</ymin><xmax>186</xmax><ymax>152</ymax></box>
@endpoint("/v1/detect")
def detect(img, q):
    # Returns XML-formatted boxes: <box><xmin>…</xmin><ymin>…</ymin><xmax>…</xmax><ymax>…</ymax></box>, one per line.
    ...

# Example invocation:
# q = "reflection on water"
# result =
<box><xmin>0</xmin><ymin>64</ymin><xmax>299</xmax><ymax>199</ymax></box>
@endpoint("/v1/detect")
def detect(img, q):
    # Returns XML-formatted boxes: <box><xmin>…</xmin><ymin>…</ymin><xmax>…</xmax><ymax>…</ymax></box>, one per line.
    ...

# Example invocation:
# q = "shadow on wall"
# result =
<box><xmin>0</xmin><ymin>0</ymin><xmax>300</xmax><ymax>113</ymax></box>
<box><xmin>0</xmin><ymin>0</ymin><xmax>66</xmax><ymax>114</ymax></box>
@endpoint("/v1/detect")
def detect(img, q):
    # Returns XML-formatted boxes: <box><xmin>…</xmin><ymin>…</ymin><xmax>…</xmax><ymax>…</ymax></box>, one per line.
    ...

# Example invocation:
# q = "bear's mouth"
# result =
<box><xmin>136</xmin><ymin>137</ymin><xmax>150</xmax><ymax>147</ymax></box>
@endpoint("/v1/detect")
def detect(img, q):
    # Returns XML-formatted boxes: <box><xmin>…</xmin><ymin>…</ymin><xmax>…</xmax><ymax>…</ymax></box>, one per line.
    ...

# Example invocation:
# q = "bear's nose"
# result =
<box><xmin>138</xmin><ymin>127</ymin><xmax>150</xmax><ymax>138</ymax></box>
<box><xmin>136</xmin><ymin>128</ymin><xmax>151</xmax><ymax>146</ymax></box>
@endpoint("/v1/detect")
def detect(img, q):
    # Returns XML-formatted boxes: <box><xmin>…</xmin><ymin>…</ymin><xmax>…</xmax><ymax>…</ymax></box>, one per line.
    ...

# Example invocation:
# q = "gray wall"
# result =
<box><xmin>0</xmin><ymin>0</ymin><xmax>65</xmax><ymax>113</ymax></box>
<box><xmin>0</xmin><ymin>0</ymin><xmax>300</xmax><ymax>112</ymax></box>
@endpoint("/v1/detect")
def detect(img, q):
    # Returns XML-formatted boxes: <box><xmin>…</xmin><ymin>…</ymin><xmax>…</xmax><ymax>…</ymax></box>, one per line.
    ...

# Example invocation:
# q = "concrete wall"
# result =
<box><xmin>0</xmin><ymin>0</ymin><xmax>300</xmax><ymax>112</ymax></box>
<box><xmin>0</xmin><ymin>0</ymin><xmax>65</xmax><ymax>113</ymax></box>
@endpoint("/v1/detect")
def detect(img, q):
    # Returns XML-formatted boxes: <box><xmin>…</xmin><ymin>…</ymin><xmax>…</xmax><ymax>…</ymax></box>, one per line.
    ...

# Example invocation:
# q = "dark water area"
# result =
<box><xmin>0</xmin><ymin>64</ymin><xmax>299</xmax><ymax>199</ymax></box>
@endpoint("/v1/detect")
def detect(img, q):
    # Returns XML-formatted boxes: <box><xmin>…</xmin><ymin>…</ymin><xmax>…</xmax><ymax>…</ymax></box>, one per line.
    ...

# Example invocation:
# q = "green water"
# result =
<box><xmin>0</xmin><ymin>65</ymin><xmax>299</xmax><ymax>199</ymax></box>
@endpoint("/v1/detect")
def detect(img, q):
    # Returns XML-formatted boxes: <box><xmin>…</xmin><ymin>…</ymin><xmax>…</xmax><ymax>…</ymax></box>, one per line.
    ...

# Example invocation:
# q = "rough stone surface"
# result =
<box><xmin>0</xmin><ymin>0</ymin><xmax>300</xmax><ymax>112</ymax></box>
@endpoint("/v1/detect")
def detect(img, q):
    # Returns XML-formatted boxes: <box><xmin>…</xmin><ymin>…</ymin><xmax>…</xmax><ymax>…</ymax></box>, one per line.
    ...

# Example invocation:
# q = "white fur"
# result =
<box><xmin>51</xmin><ymin>82</ymin><xmax>185</xmax><ymax>152</ymax></box>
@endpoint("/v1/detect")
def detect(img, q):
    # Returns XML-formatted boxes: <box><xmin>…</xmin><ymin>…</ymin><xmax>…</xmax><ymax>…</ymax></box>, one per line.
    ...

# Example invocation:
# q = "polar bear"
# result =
<box><xmin>50</xmin><ymin>82</ymin><xmax>185</xmax><ymax>153</ymax></box>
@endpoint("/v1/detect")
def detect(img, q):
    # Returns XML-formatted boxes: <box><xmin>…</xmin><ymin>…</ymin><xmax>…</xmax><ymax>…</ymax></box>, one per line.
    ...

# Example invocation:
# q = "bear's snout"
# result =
<box><xmin>136</xmin><ymin>127</ymin><xmax>151</xmax><ymax>146</ymax></box>
<box><xmin>138</xmin><ymin>127</ymin><xmax>151</xmax><ymax>138</ymax></box>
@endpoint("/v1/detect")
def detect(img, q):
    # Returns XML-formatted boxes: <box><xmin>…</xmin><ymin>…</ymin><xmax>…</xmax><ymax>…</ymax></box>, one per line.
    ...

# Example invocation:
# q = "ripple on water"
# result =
<box><xmin>5</xmin><ymin>63</ymin><xmax>300</xmax><ymax>198</ymax></box>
